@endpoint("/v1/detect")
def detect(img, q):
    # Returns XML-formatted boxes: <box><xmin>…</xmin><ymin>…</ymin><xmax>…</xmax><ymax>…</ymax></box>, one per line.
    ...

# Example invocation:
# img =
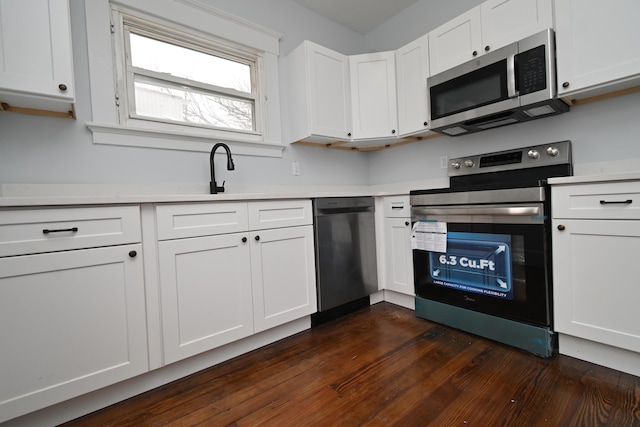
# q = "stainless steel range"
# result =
<box><xmin>410</xmin><ymin>141</ymin><xmax>572</xmax><ymax>357</ymax></box>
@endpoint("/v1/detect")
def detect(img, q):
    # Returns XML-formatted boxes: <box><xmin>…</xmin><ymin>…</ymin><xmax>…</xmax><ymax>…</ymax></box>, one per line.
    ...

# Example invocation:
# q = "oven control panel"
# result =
<box><xmin>449</xmin><ymin>140</ymin><xmax>571</xmax><ymax>176</ymax></box>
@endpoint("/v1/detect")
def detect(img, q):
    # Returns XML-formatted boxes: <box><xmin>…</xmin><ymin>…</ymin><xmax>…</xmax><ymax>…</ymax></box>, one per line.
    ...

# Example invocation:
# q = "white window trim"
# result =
<box><xmin>84</xmin><ymin>0</ymin><xmax>284</xmax><ymax>158</ymax></box>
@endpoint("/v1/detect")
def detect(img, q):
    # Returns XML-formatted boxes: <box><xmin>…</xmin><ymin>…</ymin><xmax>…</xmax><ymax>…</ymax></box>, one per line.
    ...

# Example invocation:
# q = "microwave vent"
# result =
<box><xmin>523</xmin><ymin>104</ymin><xmax>557</xmax><ymax>117</ymax></box>
<box><xmin>442</xmin><ymin>126</ymin><xmax>468</xmax><ymax>136</ymax></box>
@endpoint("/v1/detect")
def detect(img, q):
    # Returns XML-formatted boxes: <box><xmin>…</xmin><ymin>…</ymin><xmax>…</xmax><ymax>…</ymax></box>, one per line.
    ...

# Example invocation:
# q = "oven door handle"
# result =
<box><xmin>413</xmin><ymin>206</ymin><xmax>542</xmax><ymax>216</ymax></box>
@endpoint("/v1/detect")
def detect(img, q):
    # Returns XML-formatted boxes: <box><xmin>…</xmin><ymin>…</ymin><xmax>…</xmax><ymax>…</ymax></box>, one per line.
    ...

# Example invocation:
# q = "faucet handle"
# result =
<box><xmin>210</xmin><ymin>181</ymin><xmax>226</xmax><ymax>194</ymax></box>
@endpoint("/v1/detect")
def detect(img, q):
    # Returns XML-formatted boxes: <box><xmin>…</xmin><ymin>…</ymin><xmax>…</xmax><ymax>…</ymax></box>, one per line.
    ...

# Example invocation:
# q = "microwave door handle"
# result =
<box><xmin>507</xmin><ymin>54</ymin><xmax>517</xmax><ymax>98</ymax></box>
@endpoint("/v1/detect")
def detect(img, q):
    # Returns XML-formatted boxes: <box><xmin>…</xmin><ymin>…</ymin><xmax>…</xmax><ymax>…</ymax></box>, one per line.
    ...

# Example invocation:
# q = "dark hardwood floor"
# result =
<box><xmin>62</xmin><ymin>303</ymin><xmax>640</xmax><ymax>426</ymax></box>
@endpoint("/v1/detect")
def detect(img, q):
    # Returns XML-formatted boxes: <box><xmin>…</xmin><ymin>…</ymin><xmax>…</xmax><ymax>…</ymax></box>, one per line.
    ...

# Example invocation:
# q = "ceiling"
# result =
<box><xmin>292</xmin><ymin>0</ymin><xmax>421</xmax><ymax>35</ymax></box>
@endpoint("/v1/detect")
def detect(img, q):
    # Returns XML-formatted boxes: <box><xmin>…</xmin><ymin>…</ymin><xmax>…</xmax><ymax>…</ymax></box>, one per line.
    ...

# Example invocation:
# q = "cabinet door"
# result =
<box><xmin>307</xmin><ymin>43</ymin><xmax>352</xmax><ymax>139</ymax></box>
<box><xmin>555</xmin><ymin>0</ymin><xmax>640</xmax><ymax>98</ymax></box>
<box><xmin>250</xmin><ymin>226</ymin><xmax>316</xmax><ymax>333</ymax></box>
<box><xmin>395</xmin><ymin>34</ymin><xmax>432</xmax><ymax>137</ymax></box>
<box><xmin>428</xmin><ymin>6</ymin><xmax>482</xmax><ymax>75</ymax></box>
<box><xmin>0</xmin><ymin>0</ymin><xmax>74</xmax><ymax>109</ymax></box>
<box><xmin>553</xmin><ymin>219</ymin><xmax>640</xmax><ymax>353</ymax></box>
<box><xmin>480</xmin><ymin>0</ymin><xmax>553</xmax><ymax>54</ymax></box>
<box><xmin>158</xmin><ymin>233</ymin><xmax>254</xmax><ymax>364</ymax></box>
<box><xmin>384</xmin><ymin>218</ymin><xmax>414</xmax><ymax>295</ymax></box>
<box><xmin>0</xmin><ymin>245</ymin><xmax>147</xmax><ymax>423</ymax></box>
<box><xmin>349</xmin><ymin>51</ymin><xmax>398</xmax><ymax>139</ymax></box>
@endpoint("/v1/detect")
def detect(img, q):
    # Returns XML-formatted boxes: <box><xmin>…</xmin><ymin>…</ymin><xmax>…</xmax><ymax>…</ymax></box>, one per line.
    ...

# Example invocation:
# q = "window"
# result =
<box><xmin>120</xmin><ymin>15</ymin><xmax>259</xmax><ymax>135</ymax></box>
<box><xmin>85</xmin><ymin>0</ymin><xmax>283</xmax><ymax>157</ymax></box>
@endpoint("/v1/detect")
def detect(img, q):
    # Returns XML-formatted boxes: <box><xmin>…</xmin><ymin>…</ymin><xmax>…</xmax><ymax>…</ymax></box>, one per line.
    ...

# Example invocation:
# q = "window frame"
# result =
<box><xmin>117</xmin><ymin>13</ymin><xmax>261</xmax><ymax>135</ymax></box>
<box><xmin>84</xmin><ymin>0</ymin><xmax>284</xmax><ymax>158</ymax></box>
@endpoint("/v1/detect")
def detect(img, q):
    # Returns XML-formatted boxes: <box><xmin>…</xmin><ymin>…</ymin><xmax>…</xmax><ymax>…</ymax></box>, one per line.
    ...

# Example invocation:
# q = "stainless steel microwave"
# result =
<box><xmin>427</xmin><ymin>28</ymin><xmax>569</xmax><ymax>136</ymax></box>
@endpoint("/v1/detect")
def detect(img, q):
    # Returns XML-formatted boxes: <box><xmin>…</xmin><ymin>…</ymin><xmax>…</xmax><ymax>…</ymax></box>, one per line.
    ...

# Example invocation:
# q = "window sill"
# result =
<box><xmin>86</xmin><ymin>122</ymin><xmax>285</xmax><ymax>158</ymax></box>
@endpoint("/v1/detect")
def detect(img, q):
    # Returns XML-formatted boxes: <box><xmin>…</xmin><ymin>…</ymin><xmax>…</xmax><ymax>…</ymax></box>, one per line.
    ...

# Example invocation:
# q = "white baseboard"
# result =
<box><xmin>381</xmin><ymin>290</ymin><xmax>415</xmax><ymax>310</ymax></box>
<box><xmin>558</xmin><ymin>333</ymin><xmax>640</xmax><ymax>377</ymax></box>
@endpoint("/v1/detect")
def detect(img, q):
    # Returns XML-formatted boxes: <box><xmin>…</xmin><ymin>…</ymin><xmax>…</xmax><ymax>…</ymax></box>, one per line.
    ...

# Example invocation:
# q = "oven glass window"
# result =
<box><xmin>413</xmin><ymin>222</ymin><xmax>548</xmax><ymax>327</ymax></box>
<box><xmin>429</xmin><ymin>232</ymin><xmax>522</xmax><ymax>301</ymax></box>
<box><xmin>430</xmin><ymin>60</ymin><xmax>508</xmax><ymax>119</ymax></box>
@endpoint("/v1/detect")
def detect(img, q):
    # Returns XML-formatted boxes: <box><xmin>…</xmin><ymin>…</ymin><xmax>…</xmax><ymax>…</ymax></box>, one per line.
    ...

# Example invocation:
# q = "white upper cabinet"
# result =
<box><xmin>480</xmin><ymin>0</ymin><xmax>553</xmax><ymax>54</ymax></box>
<box><xmin>555</xmin><ymin>0</ymin><xmax>640</xmax><ymax>99</ymax></box>
<box><xmin>349</xmin><ymin>51</ymin><xmax>398</xmax><ymax>140</ymax></box>
<box><xmin>429</xmin><ymin>0</ymin><xmax>553</xmax><ymax>75</ymax></box>
<box><xmin>287</xmin><ymin>41</ymin><xmax>352</xmax><ymax>143</ymax></box>
<box><xmin>395</xmin><ymin>34</ymin><xmax>432</xmax><ymax>137</ymax></box>
<box><xmin>0</xmin><ymin>0</ymin><xmax>75</xmax><ymax>115</ymax></box>
<box><xmin>428</xmin><ymin>6</ymin><xmax>482</xmax><ymax>76</ymax></box>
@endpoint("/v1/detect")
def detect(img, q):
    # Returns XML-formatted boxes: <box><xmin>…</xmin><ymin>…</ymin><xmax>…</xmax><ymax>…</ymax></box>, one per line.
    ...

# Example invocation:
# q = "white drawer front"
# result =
<box><xmin>553</xmin><ymin>181</ymin><xmax>640</xmax><ymax>219</ymax></box>
<box><xmin>156</xmin><ymin>202</ymin><xmax>249</xmax><ymax>240</ymax></box>
<box><xmin>0</xmin><ymin>206</ymin><xmax>141</xmax><ymax>257</ymax></box>
<box><xmin>248</xmin><ymin>200</ymin><xmax>312</xmax><ymax>230</ymax></box>
<box><xmin>383</xmin><ymin>195</ymin><xmax>410</xmax><ymax>218</ymax></box>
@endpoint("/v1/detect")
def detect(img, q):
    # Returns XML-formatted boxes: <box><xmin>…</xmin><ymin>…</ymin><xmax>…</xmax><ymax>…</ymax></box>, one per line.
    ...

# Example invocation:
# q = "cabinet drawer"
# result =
<box><xmin>552</xmin><ymin>181</ymin><xmax>640</xmax><ymax>219</ymax></box>
<box><xmin>383</xmin><ymin>195</ymin><xmax>410</xmax><ymax>218</ymax></box>
<box><xmin>248</xmin><ymin>200</ymin><xmax>312</xmax><ymax>230</ymax></box>
<box><xmin>0</xmin><ymin>206</ymin><xmax>141</xmax><ymax>257</ymax></box>
<box><xmin>156</xmin><ymin>202</ymin><xmax>249</xmax><ymax>240</ymax></box>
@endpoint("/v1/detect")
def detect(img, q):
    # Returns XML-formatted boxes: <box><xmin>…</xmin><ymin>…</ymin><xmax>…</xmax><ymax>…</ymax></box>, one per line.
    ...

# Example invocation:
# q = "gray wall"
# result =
<box><xmin>0</xmin><ymin>0</ymin><xmax>370</xmax><ymax>187</ymax></box>
<box><xmin>367</xmin><ymin>91</ymin><xmax>640</xmax><ymax>184</ymax></box>
<box><xmin>1</xmin><ymin>0</ymin><xmax>638</xmax><ymax>188</ymax></box>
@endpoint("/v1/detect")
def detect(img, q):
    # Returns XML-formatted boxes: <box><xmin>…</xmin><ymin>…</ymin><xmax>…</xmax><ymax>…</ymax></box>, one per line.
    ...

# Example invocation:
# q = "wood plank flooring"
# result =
<box><xmin>62</xmin><ymin>303</ymin><xmax>640</xmax><ymax>426</ymax></box>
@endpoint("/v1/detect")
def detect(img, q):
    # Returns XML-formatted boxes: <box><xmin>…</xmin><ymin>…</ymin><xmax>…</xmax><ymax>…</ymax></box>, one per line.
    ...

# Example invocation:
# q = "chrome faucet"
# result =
<box><xmin>210</xmin><ymin>143</ymin><xmax>235</xmax><ymax>194</ymax></box>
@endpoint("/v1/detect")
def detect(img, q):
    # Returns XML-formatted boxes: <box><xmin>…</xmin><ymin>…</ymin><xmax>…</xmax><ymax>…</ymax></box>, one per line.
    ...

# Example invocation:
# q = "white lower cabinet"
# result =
<box><xmin>158</xmin><ymin>233</ymin><xmax>254</xmax><ymax>364</ymax></box>
<box><xmin>381</xmin><ymin>196</ymin><xmax>414</xmax><ymax>296</ymax></box>
<box><xmin>384</xmin><ymin>217</ymin><xmax>414</xmax><ymax>295</ymax></box>
<box><xmin>552</xmin><ymin>179</ymin><xmax>640</xmax><ymax>376</ymax></box>
<box><xmin>553</xmin><ymin>220</ymin><xmax>640</xmax><ymax>353</ymax></box>
<box><xmin>0</xmin><ymin>206</ymin><xmax>147</xmax><ymax>424</ymax></box>
<box><xmin>250</xmin><ymin>226</ymin><xmax>316</xmax><ymax>333</ymax></box>
<box><xmin>156</xmin><ymin>200</ymin><xmax>316</xmax><ymax>365</ymax></box>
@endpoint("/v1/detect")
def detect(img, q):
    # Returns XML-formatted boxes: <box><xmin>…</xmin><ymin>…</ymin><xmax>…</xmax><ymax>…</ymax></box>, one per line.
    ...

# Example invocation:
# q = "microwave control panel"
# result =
<box><xmin>516</xmin><ymin>45</ymin><xmax>546</xmax><ymax>95</ymax></box>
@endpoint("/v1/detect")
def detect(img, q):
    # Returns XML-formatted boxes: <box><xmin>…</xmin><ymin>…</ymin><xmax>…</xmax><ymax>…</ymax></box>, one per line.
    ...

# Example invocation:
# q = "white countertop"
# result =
<box><xmin>0</xmin><ymin>179</ymin><xmax>449</xmax><ymax>207</ymax></box>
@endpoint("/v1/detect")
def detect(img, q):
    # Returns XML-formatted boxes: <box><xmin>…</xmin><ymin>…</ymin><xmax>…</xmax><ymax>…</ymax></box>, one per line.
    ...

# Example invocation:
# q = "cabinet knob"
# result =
<box><xmin>562</xmin><ymin>82</ymin><xmax>570</xmax><ymax>88</ymax></box>
<box><xmin>255</xmin><ymin>235</ymin><xmax>260</xmax><ymax>241</ymax></box>
<box><xmin>242</xmin><ymin>237</ymin><xmax>247</xmax><ymax>243</ymax></box>
<box><xmin>391</xmin><ymin>129</ymin><xmax>396</xmax><ymax>134</ymax></box>
<box><xmin>129</xmin><ymin>250</ymin><xmax>137</xmax><ymax>258</ymax></box>
<box><xmin>485</xmin><ymin>45</ymin><xmax>490</xmax><ymax>52</ymax></box>
<box><xmin>423</xmin><ymin>121</ymin><xmax>428</xmax><ymax>126</ymax></box>
<box><xmin>557</xmin><ymin>225</ymin><xmax>566</xmax><ymax>231</ymax></box>
<box><xmin>58</xmin><ymin>84</ymin><xmax>68</xmax><ymax>91</ymax></box>
<box><xmin>472</xmin><ymin>50</ymin><xmax>478</xmax><ymax>57</ymax></box>
<box><xmin>347</xmin><ymin>132</ymin><xmax>352</xmax><ymax>137</ymax></box>
<box><xmin>405</xmin><ymin>221</ymin><xmax>410</xmax><ymax>226</ymax></box>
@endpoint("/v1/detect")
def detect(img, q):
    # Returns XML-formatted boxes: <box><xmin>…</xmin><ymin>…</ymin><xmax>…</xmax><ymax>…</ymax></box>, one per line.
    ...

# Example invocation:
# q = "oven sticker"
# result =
<box><xmin>411</xmin><ymin>221</ymin><xmax>447</xmax><ymax>253</ymax></box>
<box><xmin>429</xmin><ymin>232</ymin><xmax>514</xmax><ymax>300</ymax></box>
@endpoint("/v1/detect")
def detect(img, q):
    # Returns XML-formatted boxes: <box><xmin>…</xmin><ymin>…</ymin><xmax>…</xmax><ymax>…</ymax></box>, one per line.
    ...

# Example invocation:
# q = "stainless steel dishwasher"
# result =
<box><xmin>312</xmin><ymin>197</ymin><xmax>378</xmax><ymax>323</ymax></box>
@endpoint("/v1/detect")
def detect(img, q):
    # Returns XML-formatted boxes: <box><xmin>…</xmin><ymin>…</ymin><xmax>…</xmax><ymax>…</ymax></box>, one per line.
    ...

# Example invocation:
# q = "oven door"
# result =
<box><xmin>411</xmin><ymin>203</ymin><xmax>550</xmax><ymax>327</ymax></box>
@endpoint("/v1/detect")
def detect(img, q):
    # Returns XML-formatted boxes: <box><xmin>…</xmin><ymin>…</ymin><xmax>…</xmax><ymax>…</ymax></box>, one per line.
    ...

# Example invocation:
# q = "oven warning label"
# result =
<box><xmin>429</xmin><ymin>233</ymin><xmax>513</xmax><ymax>300</ymax></box>
<box><xmin>411</xmin><ymin>221</ymin><xmax>447</xmax><ymax>253</ymax></box>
